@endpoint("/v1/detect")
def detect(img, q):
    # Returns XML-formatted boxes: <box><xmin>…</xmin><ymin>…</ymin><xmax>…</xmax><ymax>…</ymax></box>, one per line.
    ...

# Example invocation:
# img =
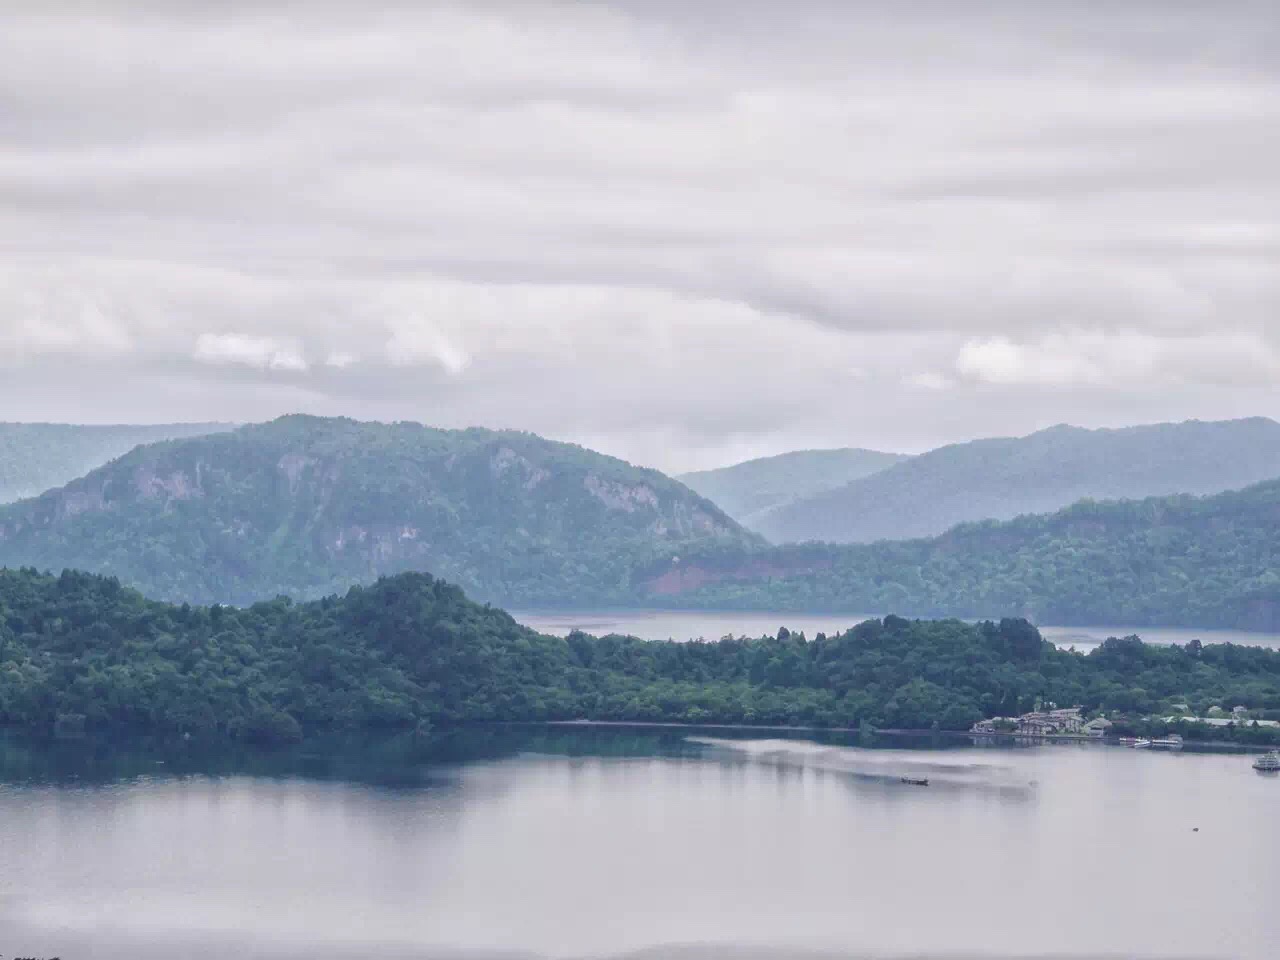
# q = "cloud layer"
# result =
<box><xmin>2</xmin><ymin>1</ymin><xmax>1277</xmax><ymax>470</ymax></box>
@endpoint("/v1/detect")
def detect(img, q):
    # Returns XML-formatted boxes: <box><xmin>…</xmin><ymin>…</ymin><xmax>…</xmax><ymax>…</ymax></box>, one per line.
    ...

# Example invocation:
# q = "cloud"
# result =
<box><xmin>323</xmin><ymin>352</ymin><xmax>358</xmax><ymax>369</ymax></box>
<box><xmin>0</xmin><ymin>2</ymin><xmax>1277</xmax><ymax>470</ymax></box>
<box><xmin>194</xmin><ymin>334</ymin><xmax>308</xmax><ymax>372</ymax></box>
<box><xmin>955</xmin><ymin>331</ymin><xmax>1280</xmax><ymax>388</ymax></box>
<box><xmin>0</xmin><ymin>266</ymin><xmax>135</xmax><ymax>362</ymax></box>
<box><xmin>903</xmin><ymin>372</ymin><xmax>952</xmax><ymax>391</ymax></box>
<box><xmin>385</xmin><ymin>324</ymin><xmax>470</xmax><ymax>375</ymax></box>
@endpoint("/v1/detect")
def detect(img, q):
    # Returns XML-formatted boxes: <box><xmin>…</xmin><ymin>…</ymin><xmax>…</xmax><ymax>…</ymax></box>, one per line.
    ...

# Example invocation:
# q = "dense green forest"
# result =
<box><xmin>0</xmin><ymin>421</ymin><xmax>231</xmax><ymax>504</ymax></box>
<box><xmin>4</xmin><ymin>566</ymin><xmax>1280</xmax><ymax>743</ymax></box>
<box><xmin>651</xmin><ymin>478</ymin><xmax>1280</xmax><ymax>630</ymax></box>
<box><xmin>0</xmin><ymin>415</ymin><xmax>755</xmax><ymax>607</ymax></box>
<box><xmin>679</xmin><ymin>447</ymin><xmax>905</xmax><ymax>533</ymax></box>
<box><xmin>756</xmin><ymin>417</ymin><xmax>1280</xmax><ymax>544</ymax></box>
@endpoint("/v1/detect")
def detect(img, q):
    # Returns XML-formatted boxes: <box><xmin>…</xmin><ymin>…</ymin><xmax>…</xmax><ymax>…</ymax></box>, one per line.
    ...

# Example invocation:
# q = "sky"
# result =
<box><xmin>2</xmin><ymin>1</ymin><xmax>1278</xmax><ymax>473</ymax></box>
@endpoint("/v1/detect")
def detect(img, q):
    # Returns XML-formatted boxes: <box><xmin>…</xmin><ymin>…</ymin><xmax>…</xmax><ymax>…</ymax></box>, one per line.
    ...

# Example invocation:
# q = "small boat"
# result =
<box><xmin>1150</xmin><ymin>735</ymin><xmax>1184</xmax><ymax>750</ymax></box>
<box><xmin>1253</xmin><ymin>751</ymin><xmax>1280</xmax><ymax>772</ymax></box>
<box><xmin>900</xmin><ymin>776</ymin><xmax>929</xmax><ymax>786</ymax></box>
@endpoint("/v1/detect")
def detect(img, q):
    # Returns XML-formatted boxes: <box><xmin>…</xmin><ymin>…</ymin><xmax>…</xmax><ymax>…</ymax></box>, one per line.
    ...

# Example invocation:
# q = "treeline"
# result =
<box><xmin>652</xmin><ymin>479</ymin><xmax>1280</xmax><ymax>631</ymax></box>
<box><xmin>6</xmin><ymin>567</ymin><xmax>1280</xmax><ymax>743</ymax></box>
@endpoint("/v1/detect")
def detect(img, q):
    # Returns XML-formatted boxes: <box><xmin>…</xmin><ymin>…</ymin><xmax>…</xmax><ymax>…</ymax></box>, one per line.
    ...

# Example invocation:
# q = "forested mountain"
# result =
<box><xmin>0</xmin><ymin>415</ymin><xmax>755</xmax><ymax>607</ymax></box>
<box><xmin>756</xmin><ymin>418</ymin><xmax>1280</xmax><ymax>544</ymax></box>
<box><xmin>6</xmin><ymin>414</ymin><xmax>1280</xmax><ymax>631</ymax></box>
<box><xmin>641</xmin><ymin>478</ymin><xmax>1280</xmax><ymax>630</ymax></box>
<box><xmin>0</xmin><ymin>422</ymin><xmax>232</xmax><ymax>504</ymax></box>
<box><xmin>679</xmin><ymin>447</ymin><xmax>906</xmax><ymax>532</ymax></box>
<box><xmin>4</xmin><ymin>567</ymin><xmax>1280</xmax><ymax>742</ymax></box>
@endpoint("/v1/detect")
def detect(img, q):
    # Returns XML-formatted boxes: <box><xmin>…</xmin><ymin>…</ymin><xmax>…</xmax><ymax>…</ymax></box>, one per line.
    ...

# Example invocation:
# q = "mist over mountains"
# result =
<box><xmin>0</xmin><ymin>421</ymin><xmax>232</xmax><ymax>504</ymax></box>
<box><xmin>1</xmin><ymin>413</ymin><xmax>1279</xmax><ymax>631</ymax></box>
<box><xmin>679</xmin><ymin>448</ymin><xmax>907</xmax><ymax>531</ymax></box>
<box><xmin>743</xmin><ymin>418</ymin><xmax>1280</xmax><ymax>543</ymax></box>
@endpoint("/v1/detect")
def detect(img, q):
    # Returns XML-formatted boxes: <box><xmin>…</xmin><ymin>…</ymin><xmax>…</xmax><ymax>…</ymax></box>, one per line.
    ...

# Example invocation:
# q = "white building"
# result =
<box><xmin>1084</xmin><ymin>717</ymin><xmax>1113</xmax><ymax>737</ymax></box>
<box><xmin>1014</xmin><ymin>707</ymin><xmax>1084</xmax><ymax>735</ymax></box>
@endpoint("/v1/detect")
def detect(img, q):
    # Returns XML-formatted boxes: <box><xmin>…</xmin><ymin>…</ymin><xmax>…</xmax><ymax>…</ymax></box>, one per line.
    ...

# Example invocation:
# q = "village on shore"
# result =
<box><xmin>969</xmin><ymin>702</ymin><xmax>1280</xmax><ymax>741</ymax></box>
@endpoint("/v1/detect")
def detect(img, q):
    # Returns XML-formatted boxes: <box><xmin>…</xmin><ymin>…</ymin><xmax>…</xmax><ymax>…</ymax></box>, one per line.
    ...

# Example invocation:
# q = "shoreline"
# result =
<box><xmin>544</xmin><ymin>719</ymin><xmax>1273</xmax><ymax>752</ymax></box>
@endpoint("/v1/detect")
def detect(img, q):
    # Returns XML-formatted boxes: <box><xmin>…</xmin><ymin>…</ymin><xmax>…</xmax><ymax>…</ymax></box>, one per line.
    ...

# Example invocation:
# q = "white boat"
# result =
<box><xmin>1253</xmin><ymin>751</ymin><xmax>1280</xmax><ymax>772</ymax></box>
<box><xmin>1150</xmin><ymin>735</ymin><xmax>1184</xmax><ymax>750</ymax></box>
<box><xmin>1131</xmin><ymin>738</ymin><xmax>1152</xmax><ymax>749</ymax></box>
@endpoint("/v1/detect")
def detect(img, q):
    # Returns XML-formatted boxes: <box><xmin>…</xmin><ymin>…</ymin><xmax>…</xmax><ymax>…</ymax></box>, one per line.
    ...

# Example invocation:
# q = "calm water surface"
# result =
<box><xmin>1</xmin><ymin>728</ymin><xmax>1276</xmax><ymax>960</ymax></box>
<box><xmin>514</xmin><ymin>609</ymin><xmax>1280</xmax><ymax>652</ymax></box>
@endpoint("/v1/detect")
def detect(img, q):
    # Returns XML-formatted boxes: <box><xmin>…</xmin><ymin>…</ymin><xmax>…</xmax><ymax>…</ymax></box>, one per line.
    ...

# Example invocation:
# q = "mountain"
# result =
<box><xmin>5</xmin><ymin>567</ymin><xmax>1280</xmax><ymax>742</ymax></box>
<box><xmin>0</xmin><ymin>421</ymin><xmax>233</xmax><ymax>504</ymax></box>
<box><xmin>637</xmin><ymin>478</ymin><xmax>1280</xmax><ymax>630</ymax></box>
<box><xmin>0</xmin><ymin>415</ymin><xmax>755</xmax><ymax>607</ymax></box>
<box><xmin>755</xmin><ymin>418</ymin><xmax>1280</xmax><ymax>544</ymax></box>
<box><xmin>678</xmin><ymin>448</ymin><xmax>906</xmax><ymax>531</ymax></box>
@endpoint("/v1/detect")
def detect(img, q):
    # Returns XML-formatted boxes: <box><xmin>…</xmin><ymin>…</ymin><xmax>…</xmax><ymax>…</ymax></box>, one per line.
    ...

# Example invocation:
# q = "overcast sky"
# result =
<box><xmin>2</xmin><ymin>1</ymin><xmax>1277</xmax><ymax>472</ymax></box>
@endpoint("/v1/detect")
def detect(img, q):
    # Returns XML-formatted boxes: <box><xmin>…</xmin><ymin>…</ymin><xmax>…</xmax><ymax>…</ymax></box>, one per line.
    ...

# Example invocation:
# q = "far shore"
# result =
<box><xmin>543</xmin><ymin>718</ymin><xmax>1273</xmax><ymax>752</ymax></box>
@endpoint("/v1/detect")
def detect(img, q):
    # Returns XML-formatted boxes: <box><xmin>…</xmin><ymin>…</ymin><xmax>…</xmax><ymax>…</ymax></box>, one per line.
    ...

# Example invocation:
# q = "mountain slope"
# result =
<box><xmin>0</xmin><ymin>422</ymin><xmax>232</xmax><ymax>503</ymax></box>
<box><xmin>757</xmin><ymin>417</ymin><xmax>1280</xmax><ymax>544</ymax></box>
<box><xmin>678</xmin><ymin>447</ymin><xmax>906</xmax><ymax>531</ymax></box>
<box><xmin>0</xmin><ymin>415</ymin><xmax>755</xmax><ymax>606</ymax></box>
<box><xmin>639</xmin><ymin>478</ymin><xmax>1280</xmax><ymax>630</ymax></box>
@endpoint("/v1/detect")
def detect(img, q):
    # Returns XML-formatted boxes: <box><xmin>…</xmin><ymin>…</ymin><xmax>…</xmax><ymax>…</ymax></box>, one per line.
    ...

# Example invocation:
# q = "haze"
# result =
<box><xmin>2</xmin><ymin>1</ymin><xmax>1277</xmax><ymax>471</ymax></box>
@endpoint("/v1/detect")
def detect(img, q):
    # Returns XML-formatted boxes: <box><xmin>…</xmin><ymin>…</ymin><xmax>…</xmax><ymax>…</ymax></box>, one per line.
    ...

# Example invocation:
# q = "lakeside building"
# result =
<box><xmin>1162</xmin><ymin>716</ymin><xmax>1280</xmax><ymax>729</ymax></box>
<box><xmin>1018</xmin><ymin>717</ymin><xmax>1057</xmax><ymax>736</ymax></box>
<box><xmin>971</xmin><ymin>707</ymin><xmax>1088</xmax><ymax>736</ymax></box>
<box><xmin>1017</xmin><ymin>707</ymin><xmax>1085</xmax><ymax>734</ymax></box>
<box><xmin>1084</xmin><ymin>717</ymin><xmax>1113</xmax><ymax>737</ymax></box>
<box><xmin>973</xmin><ymin>710</ymin><xmax>1278</xmax><ymax>738</ymax></box>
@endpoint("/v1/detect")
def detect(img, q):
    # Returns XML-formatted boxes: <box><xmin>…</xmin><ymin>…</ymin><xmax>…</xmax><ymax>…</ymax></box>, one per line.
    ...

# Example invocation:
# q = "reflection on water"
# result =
<box><xmin>690</xmin><ymin>736</ymin><xmax>1037</xmax><ymax>799</ymax></box>
<box><xmin>0</xmin><ymin>726</ymin><xmax>703</xmax><ymax>787</ymax></box>
<box><xmin>1</xmin><ymin>727</ymin><xmax>1276</xmax><ymax>959</ymax></box>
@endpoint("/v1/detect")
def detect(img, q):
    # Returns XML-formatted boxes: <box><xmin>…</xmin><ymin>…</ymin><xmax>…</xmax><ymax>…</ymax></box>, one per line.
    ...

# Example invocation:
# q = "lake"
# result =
<box><xmin>1</xmin><ymin>727</ymin><xmax>1277</xmax><ymax>960</ymax></box>
<box><xmin>514</xmin><ymin>608</ymin><xmax>1280</xmax><ymax>652</ymax></box>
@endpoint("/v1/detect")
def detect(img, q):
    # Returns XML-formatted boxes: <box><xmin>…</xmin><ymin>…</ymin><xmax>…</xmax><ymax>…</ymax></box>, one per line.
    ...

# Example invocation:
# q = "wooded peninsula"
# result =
<box><xmin>4</xmin><ymin>567</ymin><xmax>1280</xmax><ymax>745</ymax></box>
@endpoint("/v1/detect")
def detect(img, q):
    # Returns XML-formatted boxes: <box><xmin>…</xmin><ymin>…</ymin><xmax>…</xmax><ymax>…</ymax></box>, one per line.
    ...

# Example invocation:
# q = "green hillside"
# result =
<box><xmin>679</xmin><ymin>447</ymin><xmax>906</xmax><ymax>532</ymax></box>
<box><xmin>757</xmin><ymin>418</ymin><xmax>1280</xmax><ymax>544</ymax></box>
<box><xmin>641</xmin><ymin>479</ymin><xmax>1280</xmax><ymax>630</ymax></box>
<box><xmin>0</xmin><ymin>415</ymin><xmax>755</xmax><ymax>607</ymax></box>
<box><xmin>0</xmin><ymin>421</ymin><xmax>232</xmax><ymax>504</ymax></box>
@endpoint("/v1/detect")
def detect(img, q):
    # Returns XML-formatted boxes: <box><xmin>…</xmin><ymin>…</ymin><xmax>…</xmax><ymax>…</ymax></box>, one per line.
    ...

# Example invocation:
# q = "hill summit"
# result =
<box><xmin>679</xmin><ymin>447</ymin><xmax>905</xmax><ymax>531</ymax></box>
<box><xmin>756</xmin><ymin>417</ymin><xmax>1280</xmax><ymax>543</ymax></box>
<box><xmin>0</xmin><ymin>421</ymin><xmax>232</xmax><ymax>504</ymax></box>
<box><xmin>0</xmin><ymin>415</ymin><xmax>755</xmax><ymax>606</ymax></box>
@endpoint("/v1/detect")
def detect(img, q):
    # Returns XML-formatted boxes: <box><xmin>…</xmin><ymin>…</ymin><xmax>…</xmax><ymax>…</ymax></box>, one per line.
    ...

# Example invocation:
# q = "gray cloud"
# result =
<box><xmin>1</xmin><ymin>1</ymin><xmax>1277</xmax><ymax>471</ymax></box>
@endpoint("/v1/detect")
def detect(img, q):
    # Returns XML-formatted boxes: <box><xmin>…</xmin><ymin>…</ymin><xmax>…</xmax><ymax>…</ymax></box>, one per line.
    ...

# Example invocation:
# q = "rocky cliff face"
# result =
<box><xmin>0</xmin><ymin>415</ymin><xmax>756</xmax><ymax>606</ymax></box>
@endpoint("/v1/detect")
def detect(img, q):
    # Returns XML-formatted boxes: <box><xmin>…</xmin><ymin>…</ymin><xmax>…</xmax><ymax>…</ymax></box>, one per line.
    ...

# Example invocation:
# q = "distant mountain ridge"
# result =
<box><xmin>0</xmin><ymin>421</ymin><xmax>233</xmax><ymax>504</ymax></box>
<box><xmin>756</xmin><ymin>417</ymin><xmax>1280</xmax><ymax>544</ymax></box>
<box><xmin>0</xmin><ymin>415</ymin><xmax>757</xmax><ymax>607</ymax></box>
<box><xmin>679</xmin><ymin>447</ymin><xmax>906</xmax><ymax>532</ymax></box>
<box><xmin>636</xmin><ymin>476</ymin><xmax>1280</xmax><ymax>631</ymax></box>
